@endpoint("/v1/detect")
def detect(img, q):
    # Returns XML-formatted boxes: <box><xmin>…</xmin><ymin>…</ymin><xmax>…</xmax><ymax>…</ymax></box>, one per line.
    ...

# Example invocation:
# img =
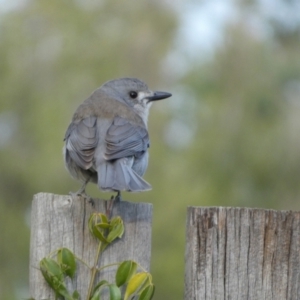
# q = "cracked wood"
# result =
<box><xmin>185</xmin><ymin>207</ymin><xmax>300</xmax><ymax>300</ymax></box>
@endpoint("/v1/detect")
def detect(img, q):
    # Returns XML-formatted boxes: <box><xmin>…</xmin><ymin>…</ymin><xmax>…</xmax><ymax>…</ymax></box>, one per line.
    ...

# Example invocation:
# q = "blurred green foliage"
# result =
<box><xmin>1</xmin><ymin>0</ymin><xmax>300</xmax><ymax>299</ymax></box>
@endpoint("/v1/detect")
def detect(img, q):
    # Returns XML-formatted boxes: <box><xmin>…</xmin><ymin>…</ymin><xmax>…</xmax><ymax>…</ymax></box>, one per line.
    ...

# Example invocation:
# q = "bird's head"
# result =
<box><xmin>102</xmin><ymin>78</ymin><xmax>172</xmax><ymax>123</ymax></box>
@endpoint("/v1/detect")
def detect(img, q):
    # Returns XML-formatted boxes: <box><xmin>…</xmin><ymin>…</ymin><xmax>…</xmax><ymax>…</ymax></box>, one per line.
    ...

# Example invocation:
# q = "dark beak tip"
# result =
<box><xmin>149</xmin><ymin>91</ymin><xmax>172</xmax><ymax>102</ymax></box>
<box><xmin>162</xmin><ymin>92</ymin><xmax>172</xmax><ymax>98</ymax></box>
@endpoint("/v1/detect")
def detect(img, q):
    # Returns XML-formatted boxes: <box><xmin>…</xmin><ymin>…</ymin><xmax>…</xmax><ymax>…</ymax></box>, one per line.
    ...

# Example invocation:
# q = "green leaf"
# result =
<box><xmin>72</xmin><ymin>290</ymin><xmax>80</xmax><ymax>300</ymax></box>
<box><xmin>40</xmin><ymin>257</ymin><xmax>64</xmax><ymax>287</ymax></box>
<box><xmin>107</xmin><ymin>221</ymin><xmax>124</xmax><ymax>243</ymax></box>
<box><xmin>88</xmin><ymin>213</ymin><xmax>96</xmax><ymax>234</ymax></box>
<box><xmin>109</xmin><ymin>284</ymin><xmax>121</xmax><ymax>300</ymax></box>
<box><xmin>107</xmin><ymin>224</ymin><xmax>124</xmax><ymax>243</ymax></box>
<box><xmin>115</xmin><ymin>260</ymin><xmax>138</xmax><ymax>287</ymax></box>
<box><xmin>93</xmin><ymin>226</ymin><xmax>108</xmax><ymax>243</ymax></box>
<box><xmin>91</xmin><ymin>280</ymin><xmax>109</xmax><ymax>300</ymax></box>
<box><xmin>89</xmin><ymin>213</ymin><xmax>110</xmax><ymax>243</ymax></box>
<box><xmin>110</xmin><ymin>216</ymin><xmax>122</xmax><ymax>228</ymax></box>
<box><xmin>96</xmin><ymin>222</ymin><xmax>110</xmax><ymax>229</ymax></box>
<box><xmin>39</xmin><ymin>257</ymin><xmax>74</xmax><ymax>299</ymax></box>
<box><xmin>138</xmin><ymin>284</ymin><xmax>155</xmax><ymax>300</ymax></box>
<box><xmin>90</xmin><ymin>282</ymin><xmax>120</xmax><ymax>300</ymax></box>
<box><xmin>100</xmin><ymin>213</ymin><xmax>109</xmax><ymax>224</ymax></box>
<box><xmin>90</xmin><ymin>288</ymin><xmax>101</xmax><ymax>300</ymax></box>
<box><xmin>57</xmin><ymin>287</ymin><xmax>74</xmax><ymax>300</ymax></box>
<box><xmin>124</xmin><ymin>272</ymin><xmax>149</xmax><ymax>300</ymax></box>
<box><xmin>88</xmin><ymin>213</ymin><xmax>106</xmax><ymax>233</ymax></box>
<box><xmin>57</xmin><ymin>248</ymin><xmax>76</xmax><ymax>278</ymax></box>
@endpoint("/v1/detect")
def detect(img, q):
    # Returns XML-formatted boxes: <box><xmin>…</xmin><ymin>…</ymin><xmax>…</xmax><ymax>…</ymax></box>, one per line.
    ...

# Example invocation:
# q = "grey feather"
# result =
<box><xmin>105</xmin><ymin>116</ymin><xmax>149</xmax><ymax>160</ymax></box>
<box><xmin>64</xmin><ymin>116</ymin><xmax>98</xmax><ymax>170</ymax></box>
<box><xmin>99</xmin><ymin>158</ymin><xmax>151</xmax><ymax>192</ymax></box>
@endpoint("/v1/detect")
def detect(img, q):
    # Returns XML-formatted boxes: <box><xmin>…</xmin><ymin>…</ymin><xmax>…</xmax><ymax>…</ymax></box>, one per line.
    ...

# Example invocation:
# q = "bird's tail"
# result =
<box><xmin>99</xmin><ymin>160</ymin><xmax>152</xmax><ymax>192</ymax></box>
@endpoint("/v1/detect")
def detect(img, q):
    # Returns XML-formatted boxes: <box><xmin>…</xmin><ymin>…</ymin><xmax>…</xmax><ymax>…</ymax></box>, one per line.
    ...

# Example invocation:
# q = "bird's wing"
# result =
<box><xmin>64</xmin><ymin>116</ymin><xmax>98</xmax><ymax>169</ymax></box>
<box><xmin>105</xmin><ymin>116</ymin><xmax>149</xmax><ymax>160</ymax></box>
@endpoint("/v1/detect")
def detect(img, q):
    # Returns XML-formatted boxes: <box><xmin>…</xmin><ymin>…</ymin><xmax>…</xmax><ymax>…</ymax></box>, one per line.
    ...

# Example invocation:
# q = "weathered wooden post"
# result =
<box><xmin>29</xmin><ymin>192</ymin><xmax>152</xmax><ymax>299</ymax></box>
<box><xmin>185</xmin><ymin>207</ymin><xmax>300</xmax><ymax>300</ymax></box>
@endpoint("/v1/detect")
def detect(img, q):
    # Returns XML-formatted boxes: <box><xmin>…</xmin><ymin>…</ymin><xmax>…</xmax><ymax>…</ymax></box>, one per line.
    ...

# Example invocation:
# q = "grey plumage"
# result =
<box><xmin>63</xmin><ymin>77</ymin><xmax>171</xmax><ymax>194</ymax></box>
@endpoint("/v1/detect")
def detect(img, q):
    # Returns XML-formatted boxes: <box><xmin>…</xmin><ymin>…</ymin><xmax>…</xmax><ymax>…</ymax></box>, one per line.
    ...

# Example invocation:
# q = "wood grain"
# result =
<box><xmin>185</xmin><ymin>207</ymin><xmax>300</xmax><ymax>300</ymax></box>
<box><xmin>29</xmin><ymin>192</ymin><xmax>152</xmax><ymax>299</ymax></box>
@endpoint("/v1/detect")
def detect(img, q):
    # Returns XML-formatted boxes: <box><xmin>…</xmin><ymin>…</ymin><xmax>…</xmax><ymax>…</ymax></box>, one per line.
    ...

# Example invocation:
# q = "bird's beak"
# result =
<box><xmin>147</xmin><ymin>91</ymin><xmax>172</xmax><ymax>103</ymax></box>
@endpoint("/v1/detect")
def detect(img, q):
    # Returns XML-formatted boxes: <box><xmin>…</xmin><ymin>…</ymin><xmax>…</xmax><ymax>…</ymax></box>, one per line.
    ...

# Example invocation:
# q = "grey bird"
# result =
<box><xmin>63</xmin><ymin>77</ymin><xmax>172</xmax><ymax>199</ymax></box>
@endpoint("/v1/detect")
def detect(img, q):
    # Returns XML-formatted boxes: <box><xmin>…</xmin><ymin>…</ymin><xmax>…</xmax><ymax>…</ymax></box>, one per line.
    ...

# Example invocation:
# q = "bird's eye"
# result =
<box><xmin>129</xmin><ymin>91</ymin><xmax>138</xmax><ymax>99</ymax></box>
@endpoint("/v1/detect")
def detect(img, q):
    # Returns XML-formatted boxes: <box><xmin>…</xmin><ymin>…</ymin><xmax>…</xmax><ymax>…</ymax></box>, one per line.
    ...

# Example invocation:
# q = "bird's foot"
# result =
<box><xmin>69</xmin><ymin>179</ymin><xmax>91</xmax><ymax>199</ymax></box>
<box><xmin>114</xmin><ymin>191</ymin><xmax>122</xmax><ymax>202</ymax></box>
<box><xmin>105</xmin><ymin>191</ymin><xmax>121</xmax><ymax>218</ymax></box>
<box><xmin>69</xmin><ymin>190</ymin><xmax>94</xmax><ymax>206</ymax></box>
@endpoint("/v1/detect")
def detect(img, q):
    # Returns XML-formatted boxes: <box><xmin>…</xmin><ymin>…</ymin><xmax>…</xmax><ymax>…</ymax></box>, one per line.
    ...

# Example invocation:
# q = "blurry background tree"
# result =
<box><xmin>0</xmin><ymin>0</ymin><xmax>300</xmax><ymax>299</ymax></box>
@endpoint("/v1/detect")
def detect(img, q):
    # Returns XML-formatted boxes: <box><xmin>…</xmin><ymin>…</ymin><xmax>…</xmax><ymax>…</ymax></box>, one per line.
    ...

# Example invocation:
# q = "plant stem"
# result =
<box><xmin>86</xmin><ymin>241</ymin><xmax>102</xmax><ymax>300</ymax></box>
<box><xmin>74</xmin><ymin>255</ymin><xmax>92</xmax><ymax>269</ymax></box>
<box><xmin>96</xmin><ymin>262</ymin><xmax>120</xmax><ymax>272</ymax></box>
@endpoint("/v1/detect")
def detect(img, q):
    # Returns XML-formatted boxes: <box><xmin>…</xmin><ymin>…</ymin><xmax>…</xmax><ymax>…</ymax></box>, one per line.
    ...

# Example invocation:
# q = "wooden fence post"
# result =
<box><xmin>185</xmin><ymin>207</ymin><xmax>300</xmax><ymax>300</ymax></box>
<box><xmin>29</xmin><ymin>192</ymin><xmax>152</xmax><ymax>299</ymax></box>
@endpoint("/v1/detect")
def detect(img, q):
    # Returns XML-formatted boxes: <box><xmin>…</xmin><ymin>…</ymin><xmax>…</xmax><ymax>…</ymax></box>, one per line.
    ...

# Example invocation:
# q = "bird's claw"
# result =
<box><xmin>105</xmin><ymin>191</ymin><xmax>121</xmax><ymax>218</ymax></box>
<box><xmin>69</xmin><ymin>191</ymin><xmax>93</xmax><ymax>205</ymax></box>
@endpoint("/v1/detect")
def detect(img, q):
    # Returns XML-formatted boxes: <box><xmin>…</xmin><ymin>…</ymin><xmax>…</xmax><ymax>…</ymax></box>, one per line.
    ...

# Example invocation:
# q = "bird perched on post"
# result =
<box><xmin>63</xmin><ymin>77</ymin><xmax>172</xmax><ymax>201</ymax></box>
